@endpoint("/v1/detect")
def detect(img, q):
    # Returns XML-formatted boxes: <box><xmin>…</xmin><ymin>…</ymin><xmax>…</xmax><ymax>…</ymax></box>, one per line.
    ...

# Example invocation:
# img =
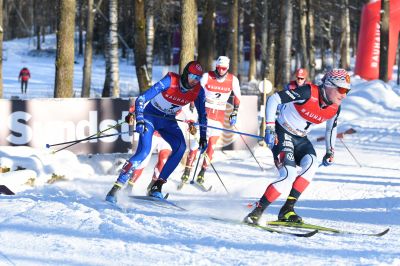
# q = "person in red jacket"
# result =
<box><xmin>283</xmin><ymin>68</ymin><xmax>311</xmax><ymax>91</ymax></box>
<box><xmin>18</xmin><ymin>67</ymin><xmax>31</xmax><ymax>94</ymax></box>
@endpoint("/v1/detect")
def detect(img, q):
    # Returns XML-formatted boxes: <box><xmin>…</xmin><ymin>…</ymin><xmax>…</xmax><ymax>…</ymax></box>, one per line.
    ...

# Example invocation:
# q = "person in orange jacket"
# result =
<box><xmin>18</xmin><ymin>67</ymin><xmax>31</xmax><ymax>94</ymax></box>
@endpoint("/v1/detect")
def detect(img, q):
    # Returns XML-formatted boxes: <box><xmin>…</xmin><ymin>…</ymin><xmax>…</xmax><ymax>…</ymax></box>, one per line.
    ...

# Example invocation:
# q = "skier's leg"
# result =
<box><xmin>181</xmin><ymin>134</ymin><xmax>199</xmax><ymax>182</ymax></box>
<box><xmin>149</xmin><ymin>124</ymin><xmax>186</xmax><ymax>197</ymax></box>
<box><xmin>105</xmin><ymin>122</ymin><xmax>154</xmax><ymax>203</ymax></box>
<box><xmin>278</xmin><ymin>140</ymin><xmax>318</xmax><ymax>222</ymax></box>
<box><xmin>244</xmin><ymin>125</ymin><xmax>297</xmax><ymax>224</ymax></box>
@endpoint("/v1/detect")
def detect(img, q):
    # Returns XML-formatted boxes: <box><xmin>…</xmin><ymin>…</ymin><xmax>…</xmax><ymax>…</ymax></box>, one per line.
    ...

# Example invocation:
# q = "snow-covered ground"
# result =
<box><xmin>1</xmin><ymin>37</ymin><xmax>400</xmax><ymax>265</ymax></box>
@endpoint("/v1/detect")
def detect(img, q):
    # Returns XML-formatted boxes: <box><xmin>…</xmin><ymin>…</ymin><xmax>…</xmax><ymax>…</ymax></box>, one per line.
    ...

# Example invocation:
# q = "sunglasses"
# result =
<box><xmin>216</xmin><ymin>66</ymin><xmax>228</xmax><ymax>71</ymax></box>
<box><xmin>297</xmin><ymin>77</ymin><xmax>305</xmax><ymax>80</ymax></box>
<box><xmin>336</xmin><ymin>87</ymin><xmax>350</xmax><ymax>94</ymax></box>
<box><xmin>188</xmin><ymin>73</ymin><xmax>201</xmax><ymax>81</ymax></box>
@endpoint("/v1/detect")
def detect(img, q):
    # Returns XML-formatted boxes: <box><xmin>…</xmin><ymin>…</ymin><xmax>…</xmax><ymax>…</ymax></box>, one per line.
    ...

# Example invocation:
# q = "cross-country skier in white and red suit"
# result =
<box><xmin>244</xmin><ymin>69</ymin><xmax>351</xmax><ymax>224</ymax></box>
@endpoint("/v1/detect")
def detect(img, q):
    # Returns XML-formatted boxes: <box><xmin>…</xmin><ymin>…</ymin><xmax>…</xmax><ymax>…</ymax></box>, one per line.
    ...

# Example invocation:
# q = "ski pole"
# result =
<box><xmin>46</xmin><ymin>121</ymin><xmax>125</xmax><ymax>149</ymax></box>
<box><xmin>192</xmin><ymin>134</ymin><xmax>230</xmax><ymax>194</ymax></box>
<box><xmin>146</xmin><ymin>113</ymin><xmax>263</xmax><ymax>140</ymax></box>
<box><xmin>202</xmin><ymin>151</ymin><xmax>230</xmax><ymax>194</ymax></box>
<box><xmin>190</xmin><ymin>152</ymin><xmax>203</xmax><ymax>184</ymax></box>
<box><xmin>233</xmin><ymin>125</ymin><xmax>264</xmax><ymax>172</ymax></box>
<box><xmin>51</xmin><ymin>128</ymin><xmax>134</xmax><ymax>154</ymax></box>
<box><xmin>339</xmin><ymin>138</ymin><xmax>362</xmax><ymax>167</ymax></box>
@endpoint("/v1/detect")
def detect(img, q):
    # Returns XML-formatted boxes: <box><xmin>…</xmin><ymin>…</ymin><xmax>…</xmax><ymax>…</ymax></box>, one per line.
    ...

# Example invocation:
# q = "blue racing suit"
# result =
<box><xmin>117</xmin><ymin>72</ymin><xmax>207</xmax><ymax>184</ymax></box>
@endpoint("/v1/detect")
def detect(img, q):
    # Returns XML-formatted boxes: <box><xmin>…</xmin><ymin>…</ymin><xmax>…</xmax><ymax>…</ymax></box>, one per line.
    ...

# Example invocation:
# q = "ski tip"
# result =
<box><xmin>300</xmin><ymin>229</ymin><xmax>318</xmax><ymax>237</ymax></box>
<box><xmin>45</xmin><ymin>143</ymin><xmax>50</xmax><ymax>148</ymax></box>
<box><xmin>376</xmin><ymin>228</ymin><xmax>390</xmax><ymax>237</ymax></box>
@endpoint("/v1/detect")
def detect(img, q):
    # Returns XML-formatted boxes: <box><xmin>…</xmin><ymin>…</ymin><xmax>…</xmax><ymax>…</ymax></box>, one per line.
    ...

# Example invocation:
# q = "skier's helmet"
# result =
<box><xmin>215</xmin><ymin>56</ymin><xmax>230</xmax><ymax>77</ymax></box>
<box><xmin>322</xmin><ymin>69</ymin><xmax>351</xmax><ymax>93</ymax></box>
<box><xmin>295</xmin><ymin>68</ymin><xmax>308</xmax><ymax>79</ymax></box>
<box><xmin>181</xmin><ymin>61</ymin><xmax>203</xmax><ymax>90</ymax></box>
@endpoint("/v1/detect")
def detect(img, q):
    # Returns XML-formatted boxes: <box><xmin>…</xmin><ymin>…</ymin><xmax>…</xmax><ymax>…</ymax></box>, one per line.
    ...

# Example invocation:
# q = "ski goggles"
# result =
<box><xmin>188</xmin><ymin>73</ymin><xmax>201</xmax><ymax>81</ymax></box>
<box><xmin>296</xmin><ymin>77</ymin><xmax>305</xmax><ymax>81</ymax></box>
<box><xmin>336</xmin><ymin>87</ymin><xmax>350</xmax><ymax>94</ymax></box>
<box><xmin>216</xmin><ymin>66</ymin><xmax>228</xmax><ymax>72</ymax></box>
<box><xmin>324</xmin><ymin>81</ymin><xmax>350</xmax><ymax>94</ymax></box>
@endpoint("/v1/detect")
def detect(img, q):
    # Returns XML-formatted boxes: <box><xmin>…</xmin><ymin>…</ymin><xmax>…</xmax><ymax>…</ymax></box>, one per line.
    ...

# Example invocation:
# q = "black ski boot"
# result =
<box><xmin>278</xmin><ymin>200</ymin><xmax>302</xmax><ymax>223</ymax></box>
<box><xmin>148</xmin><ymin>178</ymin><xmax>166</xmax><ymax>199</ymax></box>
<box><xmin>181</xmin><ymin>167</ymin><xmax>191</xmax><ymax>183</ymax></box>
<box><xmin>243</xmin><ymin>206</ymin><xmax>265</xmax><ymax>225</ymax></box>
<box><xmin>105</xmin><ymin>183</ymin><xmax>122</xmax><ymax>203</ymax></box>
<box><xmin>196</xmin><ymin>167</ymin><xmax>206</xmax><ymax>184</ymax></box>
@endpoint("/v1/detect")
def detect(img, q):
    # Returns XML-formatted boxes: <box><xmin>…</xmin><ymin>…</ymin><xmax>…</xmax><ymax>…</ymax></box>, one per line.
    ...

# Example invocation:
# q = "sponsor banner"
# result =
<box><xmin>0</xmin><ymin>98</ymin><xmax>132</xmax><ymax>154</ymax></box>
<box><xmin>1</xmin><ymin>96</ymin><xmax>259</xmax><ymax>154</ymax></box>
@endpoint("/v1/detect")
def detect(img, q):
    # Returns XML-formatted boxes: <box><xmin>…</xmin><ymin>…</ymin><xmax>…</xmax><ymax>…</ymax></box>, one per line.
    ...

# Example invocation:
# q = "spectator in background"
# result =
<box><xmin>18</xmin><ymin>67</ymin><xmax>31</xmax><ymax>94</ymax></box>
<box><xmin>284</xmin><ymin>68</ymin><xmax>310</xmax><ymax>91</ymax></box>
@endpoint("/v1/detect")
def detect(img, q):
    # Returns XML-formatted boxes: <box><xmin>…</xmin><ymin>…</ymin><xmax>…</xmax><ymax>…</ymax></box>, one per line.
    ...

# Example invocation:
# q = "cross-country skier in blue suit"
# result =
<box><xmin>106</xmin><ymin>61</ymin><xmax>208</xmax><ymax>203</ymax></box>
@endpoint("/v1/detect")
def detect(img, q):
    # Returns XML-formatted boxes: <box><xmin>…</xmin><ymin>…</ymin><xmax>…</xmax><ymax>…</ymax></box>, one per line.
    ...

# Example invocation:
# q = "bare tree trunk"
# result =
<box><xmin>229</xmin><ymin>0</ymin><xmax>238</xmax><ymax>76</ymax></box>
<box><xmin>198</xmin><ymin>0</ymin><xmax>215</xmax><ymax>72</ymax></box>
<box><xmin>179</xmin><ymin>0</ymin><xmax>197</xmax><ymax>73</ymax></box>
<box><xmin>0</xmin><ymin>0</ymin><xmax>3</xmax><ymax>98</ymax></box>
<box><xmin>379</xmin><ymin>0</ymin><xmax>389</xmax><ymax>82</ymax></box>
<box><xmin>278</xmin><ymin>0</ymin><xmax>292</xmax><ymax>86</ymax></box>
<box><xmin>340</xmin><ymin>0</ymin><xmax>350</xmax><ymax>70</ymax></box>
<box><xmin>260</xmin><ymin>0</ymin><xmax>268</xmax><ymax>79</ymax></box>
<box><xmin>306</xmin><ymin>0</ymin><xmax>315</xmax><ymax>79</ymax></box>
<box><xmin>238</xmin><ymin>1</ymin><xmax>244</xmax><ymax>81</ymax></box>
<box><xmin>33</xmin><ymin>0</ymin><xmax>41</xmax><ymax>50</ymax></box>
<box><xmin>82</xmin><ymin>0</ymin><xmax>94</xmax><ymax>97</ymax></box>
<box><xmin>54</xmin><ymin>0</ymin><xmax>76</xmax><ymax>98</ymax></box>
<box><xmin>134</xmin><ymin>0</ymin><xmax>151</xmax><ymax>93</ymax></box>
<box><xmin>109</xmin><ymin>0</ymin><xmax>119</xmax><ymax>97</ymax></box>
<box><xmin>146</xmin><ymin>0</ymin><xmax>155</xmax><ymax>81</ymax></box>
<box><xmin>78</xmin><ymin>0</ymin><xmax>84</xmax><ymax>56</ymax></box>
<box><xmin>247</xmin><ymin>0</ymin><xmax>256</xmax><ymax>81</ymax></box>
<box><xmin>298</xmin><ymin>0</ymin><xmax>307</xmax><ymax>68</ymax></box>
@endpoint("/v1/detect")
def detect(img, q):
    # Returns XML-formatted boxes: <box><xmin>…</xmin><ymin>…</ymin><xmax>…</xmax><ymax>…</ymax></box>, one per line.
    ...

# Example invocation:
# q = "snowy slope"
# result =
<box><xmin>1</xmin><ymin>37</ymin><xmax>400</xmax><ymax>266</ymax></box>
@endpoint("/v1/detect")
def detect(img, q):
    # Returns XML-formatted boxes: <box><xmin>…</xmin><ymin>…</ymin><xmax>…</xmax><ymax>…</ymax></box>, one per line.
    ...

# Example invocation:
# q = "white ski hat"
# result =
<box><xmin>216</xmin><ymin>56</ymin><xmax>230</xmax><ymax>68</ymax></box>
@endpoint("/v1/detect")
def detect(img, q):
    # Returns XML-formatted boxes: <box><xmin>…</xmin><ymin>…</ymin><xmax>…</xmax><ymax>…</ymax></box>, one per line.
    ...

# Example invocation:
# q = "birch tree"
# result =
<box><xmin>54</xmin><ymin>0</ymin><xmax>76</xmax><ymax>98</ymax></box>
<box><xmin>228</xmin><ymin>0</ymin><xmax>239</xmax><ymax>76</ymax></box>
<box><xmin>109</xmin><ymin>0</ymin><xmax>119</xmax><ymax>97</ymax></box>
<box><xmin>146</xmin><ymin>0</ymin><xmax>155</xmax><ymax>81</ymax></box>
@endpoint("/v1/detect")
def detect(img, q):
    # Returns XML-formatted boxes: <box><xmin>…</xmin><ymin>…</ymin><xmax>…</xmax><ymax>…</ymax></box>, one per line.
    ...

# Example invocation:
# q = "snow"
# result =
<box><xmin>1</xmin><ymin>37</ymin><xmax>400</xmax><ymax>266</ymax></box>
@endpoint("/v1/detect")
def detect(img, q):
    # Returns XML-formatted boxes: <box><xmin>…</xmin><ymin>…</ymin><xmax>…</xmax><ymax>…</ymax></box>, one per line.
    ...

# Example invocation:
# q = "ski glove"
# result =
<box><xmin>322</xmin><ymin>149</ymin><xmax>334</xmax><ymax>166</ymax></box>
<box><xmin>229</xmin><ymin>110</ymin><xmax>238</xmax><ymax>126</ymax></box>
<box><xmin>199</xmin><ymin>137</ymin><xmax>208</xmax><ymax>153</ymax></box>
<box><xmin>125</xmin><ymin>113</ymin><xmax>135</xmax><ymax>125</ymax></box>
<box><xmin>264</xmin><ymin>124</ymin><xmax>277</xmax><ymax>150</ymax></box>
<box><xmin>187</xmin><ymin>120</ymin><xmax>197</xmax><ymax>135</ymax></box>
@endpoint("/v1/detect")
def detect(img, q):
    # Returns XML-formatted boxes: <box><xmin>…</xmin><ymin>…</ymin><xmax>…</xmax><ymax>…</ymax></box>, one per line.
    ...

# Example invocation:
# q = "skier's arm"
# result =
<box><xmin>325</xmin><ymin>106</ymin><xmax>341</xmax><ymax>153</ymax></box>
<box><xmin>194</xmin><ymin>87</ymin><xmax>207</xmax><ymax>139</ymax></box>
<box><xmin>135</xmin><ymin>74</ymin><xmax>172</xmax><ymax>106</ymax></box>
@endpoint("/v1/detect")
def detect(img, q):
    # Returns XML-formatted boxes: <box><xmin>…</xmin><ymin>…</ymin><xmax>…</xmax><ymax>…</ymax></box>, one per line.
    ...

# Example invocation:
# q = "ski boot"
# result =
<box><xmin>243</xmin><ymin>206</ymin><xmax>264</xmax><ymax>225</ymax></box>
<box><xmin>105</xmin><ymin>183</ymin><xmax>122</xmax><ymax>203</ymax></box>
<box><xmin>148</xmin><ymin>178</ymin><xmax>166</xmax><ymax>199</ymax></box>
<box><xmin>196</xmin><ymin>167</ymin><xmax>206</xmax><ymax>184</ymax></box>
<box><xmin>181</xmin><ymin>167</ymin><xmax>191</xmax><ymax>183</ymax></box>
<box><xmin>278</xmin><ymin>202</ymin><xmax>302</xmax><ymax>223</ymax></box>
